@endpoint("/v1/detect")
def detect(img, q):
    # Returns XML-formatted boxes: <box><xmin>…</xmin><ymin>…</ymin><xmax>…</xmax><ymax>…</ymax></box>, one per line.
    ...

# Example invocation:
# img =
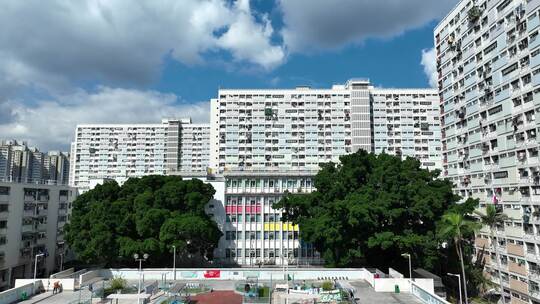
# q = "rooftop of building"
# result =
<box><xmin>75</xmin><ymin>117</ymin><xmax>194</xmax><ymax>128</ymax></box>
<box><xmin>0</xmin><ymin>177</ymin><xmax>72</xmax><ymax>188</ymax></box>
<box><xmin>15</xmin><ymin>267</ymin><xmax>442</xmax><ymax>304</ymax></box>
<box><xmin>218</xmin><ymin>78</ymin><xmax>372</xmax><ymax>92</ymax></box>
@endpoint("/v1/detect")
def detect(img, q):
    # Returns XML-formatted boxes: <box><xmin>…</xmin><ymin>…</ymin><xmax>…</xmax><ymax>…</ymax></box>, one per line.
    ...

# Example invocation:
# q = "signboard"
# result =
<box><xmin>203</xmin><ymin>270</ymin><xmax>220</xmax><ymax>278</ymax></box>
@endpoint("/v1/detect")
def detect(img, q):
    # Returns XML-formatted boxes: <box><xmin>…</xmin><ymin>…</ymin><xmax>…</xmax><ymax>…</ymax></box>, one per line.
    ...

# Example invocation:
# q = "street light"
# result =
<box><xmin>401</xmin><ymin>253</ymin><xmax>412</xmax><ymax>291</ymax></box>
<box><xmin>59</xmin><ymin>252</ymin><xmax>64</xmax><ymax>272</ymax></box>
<box><xmin>134</xmin><ymin>253</ymin><xmax>149</xmax><ymax>304</ymax></box>
<box><xmin>448</xmin><ymin>273</ymin><xmax>462</xmax><ymax>304</ymax></box>
<box><xmin>33</xmin><ymin>253</ymin><xmax>45</xmax><ymax>295</ymax></box>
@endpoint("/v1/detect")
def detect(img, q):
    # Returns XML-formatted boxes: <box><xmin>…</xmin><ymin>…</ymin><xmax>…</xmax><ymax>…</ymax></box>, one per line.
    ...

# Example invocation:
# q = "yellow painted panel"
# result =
<box><xmin>264</xmin><ymin>222</ymin><xmax>299</xmax><ymax>231</ymax></box>
<box><xmin>264</xmin><ymin>223</ymin><xmax>281</xmax><ymax>231</ymax></box>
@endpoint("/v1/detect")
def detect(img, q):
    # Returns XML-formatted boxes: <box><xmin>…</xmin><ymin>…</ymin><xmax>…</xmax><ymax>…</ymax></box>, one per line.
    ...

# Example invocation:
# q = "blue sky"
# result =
<box><xmin>156</xmin><ymin>20</ymin><xmax>439</xmax><ymax>103</ymax></box>
<box><xmin>0</xmin><ymin>0</ymin><xmax>457</xmax><ymax>150</ymax></box>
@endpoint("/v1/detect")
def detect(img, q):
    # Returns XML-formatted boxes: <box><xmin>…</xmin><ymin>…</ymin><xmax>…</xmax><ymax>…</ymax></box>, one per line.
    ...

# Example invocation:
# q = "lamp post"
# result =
<box><xmin>448</xmin><ymin>273</ymin><xmax>462</xmax><ymax>304</ymax></box>
<box><xmin>172</xmin><ymin>245</ymin><xmax>176</xmax><ymax>281</ymax></box>
<box><xmin>33</xmin><ymin>253</ymin><xmax>45</xmax><ymax>295</ymax></box>
<box><xmin>401</xmin><ymin>253</ymin><xmax>412</xmax><ymax>291</ymax></box>
<box><xmin>59</xmin><ymin>252</ymin><xmax>64</xmax><ymax>272</ymax></box>
<box><xmin>185</xmin><ymin>240</ymin><xmax>192</xmax><ymax>267</ymax></box>
<box><xmin>134</xmin><ymin>253</ymin><xmax>149</xmax><ymax>304</ymax></box>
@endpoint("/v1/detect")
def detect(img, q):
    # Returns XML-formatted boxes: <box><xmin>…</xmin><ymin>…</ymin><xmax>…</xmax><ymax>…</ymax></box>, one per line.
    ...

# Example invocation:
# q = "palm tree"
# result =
<box><xmin>475</xmin><ymin>205</ymin><xmax>508</xmax><ymax>301</ymax></box>
<box><xmin>440</xmin><ymin>212</ymin><xmax>481</xmax><ymax>304</ymax></box>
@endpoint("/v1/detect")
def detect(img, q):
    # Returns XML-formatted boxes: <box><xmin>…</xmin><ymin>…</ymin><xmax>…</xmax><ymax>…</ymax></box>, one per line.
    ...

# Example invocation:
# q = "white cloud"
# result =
<box><xmin>0</xmin><ymin>0</ymin><xmax>283</xmax><ymax>151</ymax></box>
<box><xmin>217</xmin><ymin>0</ymin><xmax>284</xmax><ymax>69</ymax></box>
<box><xmin>0</xmin><ymin>0</ymin><xmax>456</xmax><ymax>151</ymax></box>
<box><xmin>280</xmin><ymin>0</ymin><xmax>457</xmax><ymax>52</ymax></box>
<box><xmin>421</xmin><ymin>48</ymin><xmax>438</xmax><ymax>88</ymax></box>
<box><xmin>0</xmin><ymin>0</ymin><xmax>285</xmax><ymax>91</ymax></box>
<box><xmin>0</xmin><ymin>87</ymin><xmax>210</xmax><ymax>151</ymax></box>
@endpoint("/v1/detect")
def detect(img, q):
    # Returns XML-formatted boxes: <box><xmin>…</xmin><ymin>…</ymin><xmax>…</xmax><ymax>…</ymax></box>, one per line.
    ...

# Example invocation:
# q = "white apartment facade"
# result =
<box><xmin>436</xmin><ymin>0</ymin><xmax>540</xmax><ymax>302</ymax></box>
<box><xmin>208</xmin><ymin>80</ymin><xmax>442</xmax><ymax>266</ymax></box>
<box><xmin>0</xmin><ymin>181</ymin><xmax>75</xmax><ymax>290</ymax></box>
<box><xmin>372</xmin><ymin>89</ymin><xmax>442</xmax><ymax>171</ymax></box>
<box><xmin>180</xmin><ymin>123</ymin><xmax>211</xmax><ymax>173</ymax></box>
<box><xmin>66</xmin><ymin>81</ymin><xmax>441</xmax><ymax>267</ymax></box>
<box><xmin>70</xmin><ymin>118</ymin><xmax>210</xmax><ymax>191</ymax></box>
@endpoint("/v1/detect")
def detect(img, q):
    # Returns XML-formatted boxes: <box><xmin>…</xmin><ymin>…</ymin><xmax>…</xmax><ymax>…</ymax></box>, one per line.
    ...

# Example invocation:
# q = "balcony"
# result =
<box><xmin>527</xmin><ymin>0</ymin><xmax>540</xmax><ymax>14</ymax></box>
<box><xmin>509</xmin><ymin>278</ymin><xmax>529</xmax><ymax>294</ymax></box>
<box><xmin>36</xmin><ymin>223</ymin><xmax>47</xmax><ymax>232</ymax></box>
<box><xmin>35</xmin><ymin>208</ymin><xmax>48</xmax><ymax>217</ymax></box>
<box><xmin>508</xmin><ymin>260</ymin><xmax>527</xmax><ymax>276</ymax></box>
<box><xmin>475</xmin><ymin>237</ymin><xmax>489</xmax><ymax>248</ymax></box>
<box><xmin>505</xmin><ymin>208</ymin><xmax>522</xmax><ymax>219</ymax></box>
<box><xmin>510</xmin><ymin>296</ymin><xmax>528</xmax><ymax>304</ymax></box>
<box><xmin>21</xmin><ymin>225</ymin><xmax>34</xmax><ymax>233</ymax></box>
<box><xmin>508</xmin><ymin>243</ymin><xmax>525</xmax><ymax>257</ymax></box>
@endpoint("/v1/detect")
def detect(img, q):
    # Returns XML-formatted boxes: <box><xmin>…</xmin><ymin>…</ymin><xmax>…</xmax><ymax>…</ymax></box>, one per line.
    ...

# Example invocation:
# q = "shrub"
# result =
<box><xmin>110</xmin><ymin>276</ymin><xmax>127</xmax><ymax>291</ymax></box>
<box><xmin>321</xmin><ymin>281</ymin><xmax>333</xmax><ymax>291</ymax></box>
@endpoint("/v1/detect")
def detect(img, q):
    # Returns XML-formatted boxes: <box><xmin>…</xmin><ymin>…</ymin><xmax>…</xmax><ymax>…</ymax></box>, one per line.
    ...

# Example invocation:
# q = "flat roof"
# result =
<box><xmin>349</xmin><ymin>280</ymin><xmax>423</xmax><ymax>304</ymax></box>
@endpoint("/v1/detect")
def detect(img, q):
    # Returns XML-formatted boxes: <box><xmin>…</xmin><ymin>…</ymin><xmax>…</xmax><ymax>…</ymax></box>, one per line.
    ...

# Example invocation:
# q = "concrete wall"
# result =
<box><xmin>370</xmin><ymin>278</ymin><xmax>434</xmax><ymax>293</ymax></box>
<box><xmin>372</xmin><ymin>278</ymin><xmax>411</xmax><ymax>292</ymax></box>
<box><xmin>0</xmin><ymin>283</ymin><xmax>34</xmax><ymax>304</ymax></box>
<box><xmin>412</xmin><ymin>281</ymin><xmax>450</xmax><ymax>304</ymax></box>
<box><xmin>79</xmin><ymin>270</ymin><xmax>100</xmax><ymax>286</ymax></box>
<box><xmin>99</xmin><ymin>268</ymin><xmax>373</xmax><ymax>281</ymax></box>
<box><xmin>388</xmin><ymin>268</ymin><xmax>404</xmax><ymax>278</ymax></box>
<box><xmin>15</xmin><ymin>278</ymin><xmax>75</xmax><ymax>291</ymax></box>
<box><xmin>50</xmin><ymin>267</ymin><xmax>74</xmax><ymax>278</ymax></box>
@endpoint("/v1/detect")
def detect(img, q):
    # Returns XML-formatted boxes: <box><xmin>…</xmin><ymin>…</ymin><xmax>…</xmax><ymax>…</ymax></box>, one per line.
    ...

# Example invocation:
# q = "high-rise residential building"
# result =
<box><xmin>371</xmin><ymin>89</ymin><xmax>443</xmax><ymax>171</ymax></box>
<box><xmin>70</xmin><ymin>118</ymin><xmax>210</xmax><ymax>191</ymax></box>
<box><xmin>209</xmin><ymin>80</ymin><xmax>441</xmax><ymax>172</ymax></box>
<box><xmin>180</xmin><ymin>123</ymin><xmax>211</xmax><ymax>173</ymax></box>
<box><xmin>436</xmin><ymin>0</ymin><xmax>540</xmax><ymax>302</ymax></box>
<box><xmin>0</xmin><ymin>140</ymin><xmax>70</xmax><ymax>185</ymax></box>
<box><xmin>208</xmin><ymin>80</ymin><xmax>441</xmax><ymax>266</ymax></box>
<box><xmin>0</xmin><ymin>181</ymin><xmax>76</xmax><ymax>289</ymax></box>
<box><xmin>67</xmin><ymin>81</ymin><xmax>440</xmax><ymax>266</ymax></box>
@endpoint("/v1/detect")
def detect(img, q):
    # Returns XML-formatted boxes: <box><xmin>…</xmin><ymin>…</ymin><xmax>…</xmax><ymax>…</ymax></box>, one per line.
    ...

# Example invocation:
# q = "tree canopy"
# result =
<box><xmin>274</xmin><ymin>150</ymin><xmax>467</xmax><ymax>270</ymax></box>
<box><xmin>65</xmin><ymin>175</ymin><xmax>222</xmax><ymax>267</ymax></box>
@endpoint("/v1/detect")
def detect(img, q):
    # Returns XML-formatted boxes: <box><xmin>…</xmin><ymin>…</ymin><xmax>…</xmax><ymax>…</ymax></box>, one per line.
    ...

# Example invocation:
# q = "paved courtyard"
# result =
<box><xmin>17</xmin><ymin>289</ymin><xmax>93</xmax><ymax>304</ymax></box>
<box><xmin>14</xmin><ymin>278</ymin><xmax>425</xmax><ymax>304</ymax></box>
<box><xmin>191</xmin><ymin>290</ymin><xmax>242</xmax><ymax>304</ymax></box>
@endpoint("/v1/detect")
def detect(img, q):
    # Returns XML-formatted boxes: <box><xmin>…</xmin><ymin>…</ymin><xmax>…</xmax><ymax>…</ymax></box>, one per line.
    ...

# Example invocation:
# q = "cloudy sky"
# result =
<box><xmin>0</xmin><ymin>0</ymin><xmax>457</xmax><ymax>151</ymax></box>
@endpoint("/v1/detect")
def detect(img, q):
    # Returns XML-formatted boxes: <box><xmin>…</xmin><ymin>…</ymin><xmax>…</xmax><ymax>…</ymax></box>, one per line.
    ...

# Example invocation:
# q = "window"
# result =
<box><xmin>0</xmin><ymin>187</ymin><xmax>9</xmax><ymax>195</ymax></box>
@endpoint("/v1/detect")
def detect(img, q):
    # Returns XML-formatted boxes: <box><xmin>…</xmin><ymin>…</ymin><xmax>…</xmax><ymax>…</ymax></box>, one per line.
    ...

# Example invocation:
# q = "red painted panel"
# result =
<box><xmin>244</xmin><ymin>205</ymin><xmax>261</xmax><ymax>214</ymax></box>
<box><xmin>203</xmin><ymin>270</ymin><xmax>221</xmax><ymax>278</ymax></box>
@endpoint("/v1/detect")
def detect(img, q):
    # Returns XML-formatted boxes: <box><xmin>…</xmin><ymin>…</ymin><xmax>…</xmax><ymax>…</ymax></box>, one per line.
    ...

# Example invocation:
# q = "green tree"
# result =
<box><xmin>439</xmin><ymin>212</ymin><xmax>481</xmax><ymax>304</ymax></box>
<box><xmin>65</xmin><ymin>176</ymin><xmax>222</xmax><ymax>266</ymax></box>
<box><xmin>475</xmin><ymin>204</ymin><xmax>508</xmax><ymax>298</ymax></box>
<box><xmin>274</xmin><ymin>150</ymin><xmax>461</xmax><ymax>269</ymax></box>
